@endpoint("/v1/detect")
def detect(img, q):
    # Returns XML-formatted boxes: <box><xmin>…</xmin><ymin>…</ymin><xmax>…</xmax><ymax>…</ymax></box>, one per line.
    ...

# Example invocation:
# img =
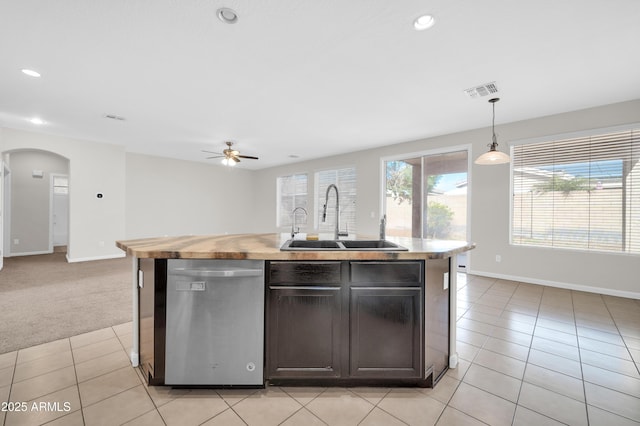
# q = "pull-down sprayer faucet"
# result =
<box><xmin>322</xmin><ymin>184</ymin><xmax>348</xmax><ymax>240</ymax></box>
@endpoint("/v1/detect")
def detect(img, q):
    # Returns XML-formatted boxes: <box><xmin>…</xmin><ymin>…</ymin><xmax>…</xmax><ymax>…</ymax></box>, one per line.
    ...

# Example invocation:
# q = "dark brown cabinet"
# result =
<box><xmin>266</xmin><ymin>260</ymin><xmax>426</xmax><ymax>385</ymax></box>
<box><xmin>138</xmin><ymin>258</ymin><xmax>167</xmax><ymax>385</ymax></box>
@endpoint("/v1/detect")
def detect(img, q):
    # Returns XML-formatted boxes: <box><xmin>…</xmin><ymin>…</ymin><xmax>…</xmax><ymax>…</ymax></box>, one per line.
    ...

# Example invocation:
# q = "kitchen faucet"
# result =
<box><xmin>322</xmin><ymin>184</ymin><xmax>348</xmax><ymax>240</ymax></box>
<box><xmin>290</xmin><ymin>207</ymin><xmax>308</xmax><ymax>238</ymax></box>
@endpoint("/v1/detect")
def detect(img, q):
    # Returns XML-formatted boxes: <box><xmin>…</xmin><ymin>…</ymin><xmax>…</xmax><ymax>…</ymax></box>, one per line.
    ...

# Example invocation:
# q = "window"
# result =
<box><xmin>384</xmin><ymin>150</ymin><xmax>469</xmax><ymax>241</ymax></box>
<box><xmin>512</xmin><ymin>128</ymin><xmax>640</xmax><ymax>254</ymax></box>
<box><xmin>276</xmin><ymin>174</ymin><xmax>308</xmax><ymax>228</ymax></box>
<box><xmin>315</xmin><ymin>167</ymin><xmax>356</xmax><ymax>235</ymax></box>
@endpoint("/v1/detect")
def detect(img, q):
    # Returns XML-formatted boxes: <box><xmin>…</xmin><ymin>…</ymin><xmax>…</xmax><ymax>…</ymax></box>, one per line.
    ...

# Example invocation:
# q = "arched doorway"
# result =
<box><xmin>2</xmin><ymin>149</ymin><xmax>70</xmax><ymax>257</ymax></box>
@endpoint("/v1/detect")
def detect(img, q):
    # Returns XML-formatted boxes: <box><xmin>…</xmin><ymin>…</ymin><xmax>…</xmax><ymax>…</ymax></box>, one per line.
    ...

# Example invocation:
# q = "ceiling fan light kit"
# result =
<box><xmin>203</xmin><ymin>141</ymin><xmax>259</xmax><ymax>167</ymax></box>
<box><xmin>475</xmin><ymin>97</ymin><xmax>510</xmax><ymax>165</ymax></box>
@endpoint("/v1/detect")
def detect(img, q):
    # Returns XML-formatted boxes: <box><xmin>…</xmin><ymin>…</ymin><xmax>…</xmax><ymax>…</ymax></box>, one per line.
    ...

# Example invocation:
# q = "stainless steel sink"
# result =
<box><xmin>280</xmin><ymin>239</ymin><xmax>408</xmax><ymax>251</ymax></box>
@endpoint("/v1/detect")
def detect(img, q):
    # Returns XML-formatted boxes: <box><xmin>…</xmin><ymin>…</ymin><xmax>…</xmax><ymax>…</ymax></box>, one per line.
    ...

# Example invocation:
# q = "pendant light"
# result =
<box><xmin>475</xmin><ymin>97</ymin><xmax>510</xmax><ymax>165</ymax></box>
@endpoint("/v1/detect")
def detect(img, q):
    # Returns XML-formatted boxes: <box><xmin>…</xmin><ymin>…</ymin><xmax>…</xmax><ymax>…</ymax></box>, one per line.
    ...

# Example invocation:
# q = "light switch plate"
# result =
<box><xmin>443</xmin><ymin>272</ymin><xmax>449</xmax><ymax>290</ymax></box>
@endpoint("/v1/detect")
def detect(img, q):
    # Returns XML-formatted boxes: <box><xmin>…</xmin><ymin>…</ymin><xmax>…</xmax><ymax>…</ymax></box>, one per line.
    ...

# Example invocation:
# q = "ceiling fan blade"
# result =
<box><xmin>202</xmin><ymin>150</ymin><xmax>223</xmax><ymax>155</ymax></box>
<box><xmin>237</xmin><ymin>155</ymin><xmax>259</xmax><ymax>160</ymax></box>
<box><xmin>206</xmin><ymin>155</ymin><xmax>224</xmax><ymax>159</ymax></box>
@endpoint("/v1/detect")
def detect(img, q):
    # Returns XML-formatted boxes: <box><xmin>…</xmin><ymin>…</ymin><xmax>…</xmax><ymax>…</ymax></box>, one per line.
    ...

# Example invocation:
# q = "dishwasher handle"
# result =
<box><xmin>170</xmin><ymin>268</ymin><xmax>263</xmax><ymax>278</ymax></box>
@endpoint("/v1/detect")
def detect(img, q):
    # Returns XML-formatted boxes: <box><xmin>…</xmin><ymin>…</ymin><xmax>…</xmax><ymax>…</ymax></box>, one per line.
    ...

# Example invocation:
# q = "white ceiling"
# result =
<box><xmin>1</xmin><ymin>0</ymin><xmax>639</xmax><ymax>170</ymax></box>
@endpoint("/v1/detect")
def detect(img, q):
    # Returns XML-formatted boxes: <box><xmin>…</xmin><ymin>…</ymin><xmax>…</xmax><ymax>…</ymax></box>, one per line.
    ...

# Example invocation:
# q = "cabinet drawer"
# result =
<box><xmin>268</xmin><ymin>261</ymin><xmax>343</xmax><ymax>285</ymax></box>
<box><xmin>350</xmin><ymin>261</ymin><xmax>423</xmax><ymax>285</ymax></box>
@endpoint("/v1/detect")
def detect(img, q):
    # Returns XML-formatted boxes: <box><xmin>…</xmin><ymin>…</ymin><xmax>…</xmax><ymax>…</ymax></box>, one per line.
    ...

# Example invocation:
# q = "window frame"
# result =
<box><xmin>509</xmin><ymin>123</ymin><xmax>640</xmax><ymax>256</ymax></box>
<box><xmin>313</xmin><ymin>165</ymin><xmax>357</xmax><ymax>235</ymax></box>
<box><xmin>276</xmin><ymin>173</ymin><xmax>308</xmax><ymax>229</ymax></box>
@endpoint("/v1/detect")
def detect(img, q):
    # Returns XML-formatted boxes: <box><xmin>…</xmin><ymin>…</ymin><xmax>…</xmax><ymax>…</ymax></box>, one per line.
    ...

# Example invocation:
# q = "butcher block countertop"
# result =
<box><xmin>116</xmin><ymin>233</ymin><xmax>475</xmax><ymax>260</ymax></box>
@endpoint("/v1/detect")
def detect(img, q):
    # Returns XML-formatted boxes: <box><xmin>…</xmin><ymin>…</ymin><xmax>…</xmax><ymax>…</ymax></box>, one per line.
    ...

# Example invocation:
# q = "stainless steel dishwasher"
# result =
<box><xmin>165</xmin><ymin>259</ymin><xmax>264</xmax><ymax>386</ymax></box>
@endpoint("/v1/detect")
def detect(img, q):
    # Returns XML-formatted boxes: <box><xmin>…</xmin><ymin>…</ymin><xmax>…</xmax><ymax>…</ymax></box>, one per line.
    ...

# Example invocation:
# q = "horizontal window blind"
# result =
<box><xmin>276</xmin><ymin>174</ymin><xmax>308</xmax><ymax>227</ymax></box>
<box><xmin>316</xmin><ymin>167</ymin><xmax>357</xmax><ymax>235</ymax></box>
<box><xmin>512</xmin><ymin>129</ymin><xmax>639</xmax><ymax>254</ymax></box>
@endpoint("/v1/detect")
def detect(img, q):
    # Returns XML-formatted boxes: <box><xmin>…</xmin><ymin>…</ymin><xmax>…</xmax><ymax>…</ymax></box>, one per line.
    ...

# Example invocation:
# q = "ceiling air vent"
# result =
<box><xmin>464</xmin><ymin>82</ymin><xmax>499</xmax><ymax>98</ymax></box>
<box><xmin>104</xmin><ymin>114</ymin><xmax>126</xmax><ymax>121</ymax></box>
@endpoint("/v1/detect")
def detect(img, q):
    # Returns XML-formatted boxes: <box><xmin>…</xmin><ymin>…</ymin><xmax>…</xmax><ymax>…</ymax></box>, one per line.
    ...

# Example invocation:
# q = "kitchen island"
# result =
<box><xmin>116</xmin><ymin>233</ymin><xmax>474</xmax><ymax>388</ymax></box>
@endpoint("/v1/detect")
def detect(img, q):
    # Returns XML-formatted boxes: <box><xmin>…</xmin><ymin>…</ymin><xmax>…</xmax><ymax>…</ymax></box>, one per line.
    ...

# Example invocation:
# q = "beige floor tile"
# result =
<box><xmin>281</xmin><ymin>407</ymin><xmax>328</xmax><ymax>426</ymax></box>
<box><xmin>72</xmin><ymin>337</ymin><xmax>124</xmax><ymax>364</ymax></box>
<box><xmin>359</xmin><ymin>407</ymin><xmax>405</xmax><ymax>426</ymax></box>
<box><xmin>9</xmin><ymin>365</ymin><xmax>77</xmax><ymax>402</ymax></box>
<box><xmin>0</xmin><ymin>351</ymin><xmax>17</xmax><ymax>369</ymax></box>
<box><xmin>530</xmin><ymin>336</ymin><xmax>580</xmax><ymax>361</ymax></box>
<box><xmin>420</xmin><ymin>375</ymin><xmax>460</xmax><ymax>404</ymax></box>
<box><xmin>456</xmin><ymin>341</ymin><xmax>481</xmax><ymax>362</ymax></box>
<box><xmin>468</xmin><ymin>304</ymin><xmax>503</xmax><ymax>317</ymax></box>
<box><xmin>201</xmin><ymin>408</ymin><xmax>247</xmax><ymax>426</ymax></box>
<box><xmin>79</xmin><ymin>366</ymin><xmax>142</xmax><ymax>407</ymax></box>
<box><xmin>233</xmin><ymin>386</ymin><xmax>302</xmax><ymax>426</ymax></box>
<box><xmin>448</xmin><ymin>382</ymin><xmax>515</xmax><ymax>426</ymax></box>
<box><xmin>580</xmin><ymin>349</ymin><xmax>640</xmax><ymax>377</ymax></box>
<box><xmin>306</xmin><ymin>388</ymin><xmax>373</xmax><ymax>426</ymax></box>
<box><xmin>534</xmin><ymin>326</ymin><xmax>578</xmax><ymax>346</ymax></box>
<box><xmin>535</xmin><ymin>317</ymin><xmax>576</xmax><ymax>335</ymax></box>
<box><xmin>5</xmin><ymin>384</ymin><xmax>81</xmax><ymax>426</ymax></box>
<box><xmin>463</xmin><ymin>364</ymin><xmax>521</xmax><ymax>402</ymax></box>
<box><xmin>377</xmin><ymin>388</ymin><xmax>444</xmax><ymax>426</ymax></box>
<box><xmin>436</xmin><ymin>406</ymin><xmax>486</xmax><ymax>426</ymax></box>
<box><xmin>587</xmin><ymin>404</ymin><xmax>640</xmax><ymax>426</ymax></box>
<box><xmin>157</xmin><ymin>389</ymin><xmax>228</xmax><ymax>426</ymax></box>
<box><xmin>490</xmin><ymin>326</ymin><xmax>533</xmax><ymax>347</ymax></box>
<box><xmin>518</xmin><ymin>382</ymin><xmax>588</xmax><ymax>425</ymax></box>
<box><xmin>112</xmin><ymin>321</ymin><xmax>133</xmax><ymax>337</ymax></box>
<box><xmin>0</xmin><ymin>384</ymin><xmax>9</xmax><ymax>425</ymax></box>
<box><xmin>12</xmin><ymin>350</ymin><xmax>73</xmax><ymax>383</ymax></box>
<box><xmin>75</xmin><ymin>348</ymin><xmax>130</xmax><ymax>383</ymax></box>
<box><xmin>456</xmin><ymin>328</ymin><xmax>489</xmax><ymax>347</ymax></box>
<box><xmin>537</xmin><ymin>309</ymin><xmax>575</xmax><ymax>325</ymax></box>
<box><xmin>82</xmin><ymin>385</ymin><xmax>155</xmax><ymax>426</ymax></box>
<box><xmin>143</xmin><ymin>383</ymin><xmax>191</xmax><ymax>408</ymax></box>
<box><xmin>579</xmin><ymin>336</ymin><xmax>633</xmax><ymax>360</ymax></box>
<box><xmin>500</xmin><ymin>310</ymin><xmax>537</xmax><ymax>325</ymax></box>
<box><xmin>527</xmin><ymin>349</ymin><xmax>582</xmax><ymax>379</ymax></box>
<box><xmin>512</xmin><ymin>406</ymin><xmax>565</xmax><ymax>425</ymax></box>
<box><xmin>623</xmin><ymin>335</ymin><xmax>640</xmax><ymax>350</ymax></box>
<box><xmin>462</xmin><ymin>310</ymin><xmax>501</xmax><ymax>326</ymax></box>
<box><xmin>45</xmin><ymin>410</ymin><xmax>85</xmax><ymax>426</ymax></box>
<box><xmin>575</xmin><ymin>318</ymin><xmax>618</xmax><ymax>334</ymax></box>
<box><xmin>122</xmin><ymin>409</ymin><xmax>165</xmax><ymax>426</ymax></box>
<box><xmin>584</xmin><ymin>382</ymin><xmax>640</xmax><ymax>422</ymax></box>
<box><xmin>473</xmin><ymin>348</ymin><xmax>526</xmax><ymax>379</ymax></box>
<box><xmin>445</xmin><ymin>358</ymin><xmax>470</xmax><ymax>381</ymax></box>
<box><xmin>523</xmin><ymin>363</ymin><xmax>585</xmax><ymax>402</ymax></box>
<box><xmin>281</xmin><ymin>386</ymin><xmax>326</xmax><ymax>406</ymax></box>
<box><xmin>505</xmin><ymin>303</ymin><xmax>539</xmax><ymax>317</ymax></box>
<box><xmin>0</xmin><ymin>365</ymin><xmax>14</xmax><ymax>388</ymax></box>
<box><xmin>16</xmin><ymin>339</ymin><xmax>70</xmax><ymax>365</ymax></box>
<box><xmin>117</xmin><ymin>332</ymin><xmax>133</xmax><ymax>354</ymax></box>
<box><xmin>493</xmin><ymin>318</ymin><xmax>535</xmax><ymax>335</ymax></box>
<box><xmin>577</xmin><ymin>326</ymin><xmax>626</xmax><ymax>346</ymax></box>
<box><xmin>349</xmin><ymin>387</ymin><xmax>390</xmax><ymax>405</ymax></box>
<box><xmin>215</xmin><ymin>387</ymin><xmax>258</xmax><ymax>407</ymax></box>
<box><xmin>457</xmin><ymin>318</ymin><xmax>495</xmax><ymax>335</ymax></box>
<box><xmin>582</xmin><ymin>363</ymin><xmax>640</xmax><ymax>397</ymax></box>
<box><xmin>482</xmin><ymin>337</ymin><xmax>529</xmax><ymax>361</ymax></box>
<box><xmin>70</xmin><ymin>327</ymin><xmax>117</xmax><ymax>350</ymax></box>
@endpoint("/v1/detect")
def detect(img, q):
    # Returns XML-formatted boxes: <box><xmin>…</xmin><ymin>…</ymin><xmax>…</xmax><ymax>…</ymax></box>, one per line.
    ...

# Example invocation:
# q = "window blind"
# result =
<box><xmin>276</xmin><ymin>174</ymin><xmax>308</xmax><ymax>227</ymax></box>
<box><xmin>512</xmin><ymin>129</ymin><xmax>640</xmax><ymax>254</ymax></box>
<box><xmin>315</xmin><ymin>167</ymin><xmax>357</xmax><ymax>235</ymax></box>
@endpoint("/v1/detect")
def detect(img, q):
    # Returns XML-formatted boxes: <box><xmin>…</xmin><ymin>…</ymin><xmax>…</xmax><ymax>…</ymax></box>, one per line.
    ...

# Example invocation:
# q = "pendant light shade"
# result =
<box><xmin>475</xmin><ymin>98</ymin><xmax>510</xmax><ymax>165</ymax></box>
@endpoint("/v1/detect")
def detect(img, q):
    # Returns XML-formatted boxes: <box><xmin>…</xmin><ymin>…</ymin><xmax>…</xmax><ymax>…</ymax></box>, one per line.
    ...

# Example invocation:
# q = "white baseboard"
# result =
<box><xmin>66</xmin><ymin>253</ymin><xmax>126</xmax><ymax>263</ymax></box>
<box><xmin>468</xmin><ymin>269</ymin><xmax>640</xmax><ymax>300</ymax></box>
<box><xmin>7</xmin><ymin>250</ymin><xmax>52</xmax><ymax>257</ymax></box>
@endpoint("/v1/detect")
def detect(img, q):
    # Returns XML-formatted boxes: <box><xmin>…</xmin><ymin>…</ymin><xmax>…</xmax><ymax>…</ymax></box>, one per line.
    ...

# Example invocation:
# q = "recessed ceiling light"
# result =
<box><xmin>30</xmin><ymin>117</ymin><xmax>45</xmax><ymax>125</ymax></box>
<box><xmin>217</xmin><ymin>7</ymin><xmax>238</xmax><ymax>24</ymax></box>
<box><xmin>414</xmin><ymin>14</ymin><xmax>435</xmax><ymax>31</ymax></box>
<box><xmin>22</xmin><ymin>69</ymin><xmax>41</xmax><ymax>78</ymax></box>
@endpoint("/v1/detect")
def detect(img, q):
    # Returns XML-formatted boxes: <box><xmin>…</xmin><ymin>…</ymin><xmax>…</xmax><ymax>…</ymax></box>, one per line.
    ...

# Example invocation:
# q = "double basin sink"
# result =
<box><xmin>280</xmin><ymin>239</ymin><xmax>408</xmax><ymax>251</ymax></box>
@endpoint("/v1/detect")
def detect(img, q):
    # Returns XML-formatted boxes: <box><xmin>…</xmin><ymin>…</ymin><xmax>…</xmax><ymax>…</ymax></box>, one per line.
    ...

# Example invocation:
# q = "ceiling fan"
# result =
<box><xmin>203</xmin><ymin>141</ymin><xmax>259</xmax><ymax>166</ymax></box>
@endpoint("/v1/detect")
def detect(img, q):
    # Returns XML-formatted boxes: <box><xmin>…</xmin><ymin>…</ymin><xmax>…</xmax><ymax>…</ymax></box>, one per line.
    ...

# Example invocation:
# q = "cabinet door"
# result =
<box><xmin>350</xmin><ymin>287</ymin><xmax>423</xmax><ymax>378</ymax></box>
<box><xmin>267</xmin><ymin>286</ymin><xmax>342</xmax><ymax>378</ymax></box>
<box><xmin>138</xmin><ymin>258</ymin><xmax>166</xmax><ymax>385</ymax></box>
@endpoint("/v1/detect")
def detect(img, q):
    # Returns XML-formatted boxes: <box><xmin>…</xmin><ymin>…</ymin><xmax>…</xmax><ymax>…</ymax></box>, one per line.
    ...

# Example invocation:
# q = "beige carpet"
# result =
<box><xmin>0</xmin><ymin>253</ymin><xmax>132</xmax><ymax>354</ymax></box>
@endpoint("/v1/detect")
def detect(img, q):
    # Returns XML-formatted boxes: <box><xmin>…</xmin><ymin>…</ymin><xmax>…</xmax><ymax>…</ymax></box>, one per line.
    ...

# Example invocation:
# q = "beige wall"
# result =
<box><xmin>125</xmin><ymin>153</ymin><xmax>255</xmax><ymax>239</ymax></box>
<box><xmin>251</xmin><ymin>100</ymin><xmax>640</xmax><ymax>297</ymax></box>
